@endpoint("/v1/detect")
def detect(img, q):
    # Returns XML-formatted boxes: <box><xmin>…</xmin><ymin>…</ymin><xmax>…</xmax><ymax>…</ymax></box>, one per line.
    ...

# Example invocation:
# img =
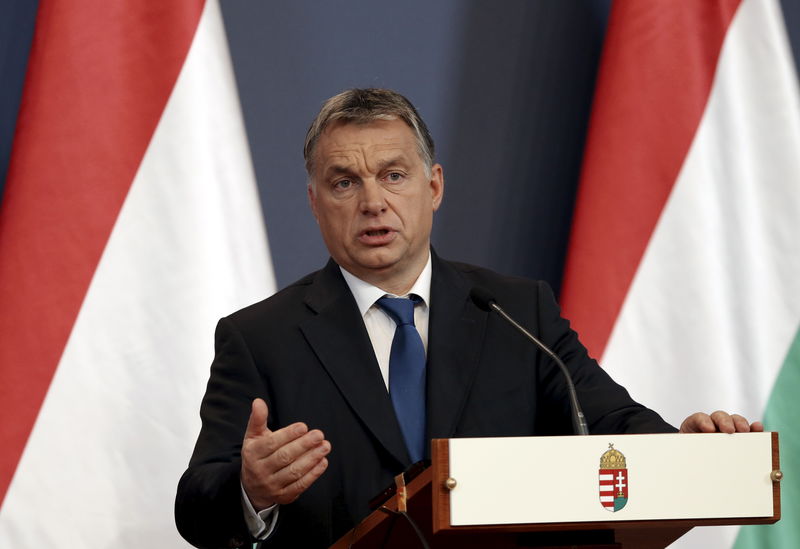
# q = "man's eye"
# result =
<box><xmin>386</xmin><ymin>172</ymin><xmax>403</xmax><ymax>182</ymax></box>
<box><xmin>334</xmin><ymin>179</ymin><xmax>352</xmax><ymax>190</ymax></box>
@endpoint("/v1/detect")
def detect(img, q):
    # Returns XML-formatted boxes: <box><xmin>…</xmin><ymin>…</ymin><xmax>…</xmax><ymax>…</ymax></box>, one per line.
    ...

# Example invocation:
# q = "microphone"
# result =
<box><xmin>469</xmin><ymin>287</ymin><xmax>590</xmax><ymax>436</ymax></box>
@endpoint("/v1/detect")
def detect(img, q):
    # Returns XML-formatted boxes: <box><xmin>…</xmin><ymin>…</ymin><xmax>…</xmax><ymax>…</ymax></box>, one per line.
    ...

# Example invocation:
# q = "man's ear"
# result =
<box><xmin>430</xmin><ymin>164</ymin><xmax>444</xmax><ymax>211</ymax></box>
<box><xmin>307</xmin><ymin>183</ymin><xmax>319</xmax><ymax>223</ymax></box>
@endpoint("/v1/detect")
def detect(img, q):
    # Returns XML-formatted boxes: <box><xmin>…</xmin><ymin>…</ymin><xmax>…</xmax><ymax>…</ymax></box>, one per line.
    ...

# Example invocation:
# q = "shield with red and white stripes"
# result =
<box><xmin>599</xmin><ymin>468</ymin><xmax>628</xmax><ymax>512</ymax></box>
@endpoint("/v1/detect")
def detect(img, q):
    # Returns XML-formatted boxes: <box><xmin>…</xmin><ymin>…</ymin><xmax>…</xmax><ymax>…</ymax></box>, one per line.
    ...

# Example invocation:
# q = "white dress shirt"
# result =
<box><xmin>243</xmin><ymin>254</ymin><xmax>432</xmax><ymax>539</ymax></box>
<box><xmin>339</xmin><ymin>254</ymin><xmax>431</xmax><ymax>389</ymax></box>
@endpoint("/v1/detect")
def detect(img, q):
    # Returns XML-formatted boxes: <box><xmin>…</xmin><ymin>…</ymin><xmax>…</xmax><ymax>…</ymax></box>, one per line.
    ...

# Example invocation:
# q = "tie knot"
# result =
<box><xmin>377</xmin><ymin>295</ymin><xmax>420</xmax><ymax>327</ymax></box>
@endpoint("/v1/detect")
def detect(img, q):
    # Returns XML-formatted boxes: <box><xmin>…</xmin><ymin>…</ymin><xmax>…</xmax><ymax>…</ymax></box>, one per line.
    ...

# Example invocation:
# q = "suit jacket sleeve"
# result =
<box><xmin>532</xmin><ymin>280</ymin><xmax>676</xmax><ymax>435</ymax></box>
<box><xmin>175</xmin><ymin>317</ymin><xmax>265</xmax><ymax>549</ymax></box>
<box><xmin>175</xmin><ymin>263</ymin><xmax>401</xmax><ymax>549</ymax></box>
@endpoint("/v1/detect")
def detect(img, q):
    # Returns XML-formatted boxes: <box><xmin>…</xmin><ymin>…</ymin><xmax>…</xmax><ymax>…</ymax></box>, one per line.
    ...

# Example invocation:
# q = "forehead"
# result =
<box><xmin>314</xmin><ymin>119</ymin><xmax>419</xmax><ymax>167</ymax></box>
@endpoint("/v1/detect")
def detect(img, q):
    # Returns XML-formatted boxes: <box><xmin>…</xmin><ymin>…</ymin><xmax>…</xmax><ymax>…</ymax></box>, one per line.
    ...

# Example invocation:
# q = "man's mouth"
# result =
<box><xmin>359</xmin><ymin>227</ymin><xmax>396</xmax><ymax>245</ymax></box>
<box><xmin>365</xmin><ymin>229</ymin><xmax>389</xmax><ymax>237</ymax></box>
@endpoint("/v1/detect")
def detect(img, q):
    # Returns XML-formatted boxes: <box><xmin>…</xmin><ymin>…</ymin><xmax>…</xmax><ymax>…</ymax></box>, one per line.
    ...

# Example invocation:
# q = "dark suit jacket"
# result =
<box><xmin>175</xmin><ymin>253</ymin><xmax>675</xmax><ymax>548</ymax></box>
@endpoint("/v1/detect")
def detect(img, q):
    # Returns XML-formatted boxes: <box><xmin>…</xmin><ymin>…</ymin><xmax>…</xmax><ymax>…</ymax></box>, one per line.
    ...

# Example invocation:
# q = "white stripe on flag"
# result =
<box><xmin>0</xmin><ymin>1</ymin><xmax>274</xmax><ymax>546</ymax></box>
<box><xmin>601</xmin><ymin>1</ymin><xmax>800</xmax><ymax>547</ymax></box>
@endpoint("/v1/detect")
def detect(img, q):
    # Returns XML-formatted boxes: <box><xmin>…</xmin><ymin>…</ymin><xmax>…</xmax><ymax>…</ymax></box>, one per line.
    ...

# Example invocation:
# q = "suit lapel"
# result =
<box><xmin>426</xmin><ymin>255</ymin><xmax>487</xmax><ymax>440</ymax></box>
<box><xmin>299</xmin><ymin>260</ymin><xmax>410</xmax><ymax>467</ymax></box>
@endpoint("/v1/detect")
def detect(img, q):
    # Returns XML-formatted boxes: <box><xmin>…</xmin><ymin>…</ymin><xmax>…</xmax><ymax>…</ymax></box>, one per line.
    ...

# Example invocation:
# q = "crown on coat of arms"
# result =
<box><xmin>600</xmin><ymin>443</ymin><xmax>627</xmax><ymax>469</ymax></box>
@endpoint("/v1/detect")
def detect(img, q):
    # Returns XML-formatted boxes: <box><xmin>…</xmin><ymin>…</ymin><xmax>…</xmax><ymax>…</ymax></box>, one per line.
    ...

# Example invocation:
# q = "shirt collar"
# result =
<box><xmin>340</xmin><ymin>252</ymin><xmax>432</xmax><ymax>316</ymax></box>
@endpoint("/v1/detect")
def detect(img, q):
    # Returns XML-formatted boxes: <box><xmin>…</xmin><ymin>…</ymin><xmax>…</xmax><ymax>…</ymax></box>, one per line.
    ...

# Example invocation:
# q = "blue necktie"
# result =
<box><xmin>377</xmin><ymin>295</ymin><xmax>426</xmax><ymax>463</ymax></box>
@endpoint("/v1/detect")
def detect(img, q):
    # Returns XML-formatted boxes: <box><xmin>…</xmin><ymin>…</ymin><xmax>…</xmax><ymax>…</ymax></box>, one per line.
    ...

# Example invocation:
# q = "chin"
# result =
<box><xmin>349</xmin><ymin>256</ymin><xmax>401</xmax><ymax>277</ymax></box>
<box><xmin>355</xmin><ymin>248</ymin><xmax>398</xmax><ymax>265</ymax></box>
<box><xmin>359</xmin><ymin>260</ymin><xmax>398</xmax><ymax>273</ymax></box>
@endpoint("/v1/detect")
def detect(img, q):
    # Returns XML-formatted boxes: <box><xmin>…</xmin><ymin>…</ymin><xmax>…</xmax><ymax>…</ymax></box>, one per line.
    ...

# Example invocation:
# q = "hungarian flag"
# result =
<box><xmin>0</xmin><ymin>1</ymin><xmax>274</xmax><ymax>546</ymax></box>
<box><xmin>562</xmin><ymin>0</ymin><xmax>799</xmax><ymax>547</ymax></box>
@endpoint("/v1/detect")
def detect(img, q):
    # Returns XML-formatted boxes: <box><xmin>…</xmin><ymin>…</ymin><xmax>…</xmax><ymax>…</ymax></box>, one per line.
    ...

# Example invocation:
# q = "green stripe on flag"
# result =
<box><xmin>733</xmin><ymin>324</ymin><xmax>800</xmax><ymax>548</ymax></box>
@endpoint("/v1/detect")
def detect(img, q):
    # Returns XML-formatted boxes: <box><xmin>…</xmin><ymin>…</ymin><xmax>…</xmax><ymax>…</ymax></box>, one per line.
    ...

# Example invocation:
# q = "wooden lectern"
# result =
<box><xmin>330</xmin><ymin>432</ymin><xmax>781</xmax><ymax>549</ymax></box>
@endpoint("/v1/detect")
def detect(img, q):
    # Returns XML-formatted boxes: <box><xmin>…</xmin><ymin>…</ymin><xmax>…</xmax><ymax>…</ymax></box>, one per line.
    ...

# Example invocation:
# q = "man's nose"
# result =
<box><xmin>359</xmin><ymin>179</ymin><xmax>386</xmax><ymax>215</ymax></box>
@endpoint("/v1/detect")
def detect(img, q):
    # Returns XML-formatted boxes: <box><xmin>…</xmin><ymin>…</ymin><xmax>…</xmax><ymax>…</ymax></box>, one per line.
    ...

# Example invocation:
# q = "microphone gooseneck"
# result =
<box><xmin>469</xmin><ymin>287</ymin><xmax>590</xmax><ymax>436</ymax></box>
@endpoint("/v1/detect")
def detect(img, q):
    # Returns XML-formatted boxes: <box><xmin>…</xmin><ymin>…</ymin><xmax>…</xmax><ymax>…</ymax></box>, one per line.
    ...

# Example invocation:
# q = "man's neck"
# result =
<box><xmin>340</xmin><ymin>252</ymin><xmax>433</xmax><ymax>300</ymax></box>
<box><xmin>346</xmin><ymin>255</ymin><xmax>431</xmax><ymax>296</ymax></box>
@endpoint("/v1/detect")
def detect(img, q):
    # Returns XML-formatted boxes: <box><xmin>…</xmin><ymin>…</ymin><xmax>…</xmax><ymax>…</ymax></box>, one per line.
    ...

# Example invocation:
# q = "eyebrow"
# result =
<box><xmin>323</xmin><ymin>155</ymin><xmax>411</xmax><ymax>180</ymax></box>
<box><xmin>323</xmin><ymin>164</ymin><xmax>355</xmax><ymax>179</ymax></box>
<box><xmin>376</xmin><ymin>155</ymin><xmax>411</xmax><ymax>172</ymax></box>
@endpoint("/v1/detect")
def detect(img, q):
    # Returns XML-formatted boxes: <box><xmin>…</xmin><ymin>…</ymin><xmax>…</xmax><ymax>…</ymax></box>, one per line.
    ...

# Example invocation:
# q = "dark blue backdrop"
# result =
<box><xmin>2</xmin><ymin>0</ymin><xmax>799</xmax><ymax>295</ymax></box>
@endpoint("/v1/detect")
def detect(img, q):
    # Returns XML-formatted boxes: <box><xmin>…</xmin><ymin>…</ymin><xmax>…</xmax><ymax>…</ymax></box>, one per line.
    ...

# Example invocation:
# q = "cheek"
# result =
<box><xmin>317</xmin><ymin>206</ymin><xmax>352</xmax><ymax>235</ymax></box>
<box><xmin>408</xmin><ymin>198</ymin><xmax>434</xmax><ymax>228</ymax></box>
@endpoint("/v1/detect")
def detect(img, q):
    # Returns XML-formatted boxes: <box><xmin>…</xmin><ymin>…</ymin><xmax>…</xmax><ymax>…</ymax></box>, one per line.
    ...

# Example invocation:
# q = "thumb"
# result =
<box><xmin>244</xmin><ymin>398</ymin><xmax>270</xmax><ymax>438</ymax></box>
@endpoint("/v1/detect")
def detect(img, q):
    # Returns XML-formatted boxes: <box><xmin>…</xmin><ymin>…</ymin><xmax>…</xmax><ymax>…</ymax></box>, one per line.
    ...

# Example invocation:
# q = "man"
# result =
<box><xmin>175</xmin><ymin>89</ymin><xmax>761</xmax><ymax>548</ymax></box>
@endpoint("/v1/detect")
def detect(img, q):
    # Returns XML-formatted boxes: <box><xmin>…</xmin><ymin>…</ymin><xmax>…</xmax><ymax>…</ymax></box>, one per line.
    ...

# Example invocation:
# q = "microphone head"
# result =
<box><xmin>469</xmin><ymin>287</ymin><xmax>496</xmax><ymax>312</ymax></box>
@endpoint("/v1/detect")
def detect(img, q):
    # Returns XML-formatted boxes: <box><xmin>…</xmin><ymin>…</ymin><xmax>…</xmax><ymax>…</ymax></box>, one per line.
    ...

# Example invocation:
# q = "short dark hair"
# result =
<box><xmin>303</xmin><ymin>88</ymin><xmax>435</xmax><ymax>177</ymax></box>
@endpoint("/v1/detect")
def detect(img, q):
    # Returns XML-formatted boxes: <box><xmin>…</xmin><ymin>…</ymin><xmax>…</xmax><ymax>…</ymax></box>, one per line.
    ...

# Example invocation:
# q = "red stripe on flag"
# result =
<box><xmin>560</xmin><ymin>0</ymin><xmax>741</xmax><ymax>359</ymax></box>
<box><xmin>0</xmin><ymin>1</ymin><xmax>205</xmax><ymax>504</ymax></box>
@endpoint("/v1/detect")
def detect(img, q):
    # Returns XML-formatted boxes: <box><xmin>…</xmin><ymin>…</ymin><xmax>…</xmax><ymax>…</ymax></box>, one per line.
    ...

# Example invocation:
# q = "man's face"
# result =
<box><xmin>308</xmin><ymin>118</ymin><xmax>444</xmax><ymax>292</ymax></box>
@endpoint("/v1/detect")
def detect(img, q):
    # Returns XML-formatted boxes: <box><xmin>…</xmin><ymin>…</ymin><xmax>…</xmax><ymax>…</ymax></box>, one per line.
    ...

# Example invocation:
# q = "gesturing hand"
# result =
<box><xmin>240</xmin><ymin>398</ymin><xmax>331</xmax><ymax>510</ymax></box>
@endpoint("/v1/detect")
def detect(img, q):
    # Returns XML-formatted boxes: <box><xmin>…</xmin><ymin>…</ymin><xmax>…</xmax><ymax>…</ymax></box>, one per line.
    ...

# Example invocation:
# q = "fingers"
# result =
<box><xmin>263</xmin><ymin>437</ymin><xmax>331</xmax><ymax>504</ymax></box>
<box><xmin>241</xmin><ymin>399</ymin><xmax>331</xmax><ymax>509</ymax></box>
<box><xmin>710</xmin><ymin>410</ymin><xmax>735</xmax><ymax>433</ymax></box>
<box><xmin>680</xmin><ymin>410</ymin><xmax>764</xmax><ymax>433</ymax></box>
<box><xmin>249</xmin><ymin>421</ymin><xmax>309</xmax><ymax>458</ymax></box>
<box><xmin>680</xmin><ymin>412</ymin><xmax>714</xmax><ymax>433</ymax></box>
<box><xmin>243</xmin><ymin>428</ymin><xmax>330</xmax><ymax>508</ymax></box>
<box><xmin>730</xmin><ymin>413</ymin><xmax>751</xmax><ymax>433</ymax></box>
<box><xmin>261</xmin><ymin>427</ymin><xmax>326</xmax><ymax>475</ymax></box>
<box><xmin>244</xmin><ymin>398</ymin><xmax>317</xmax><ymax>458</ymax></box>
<box><xmin>730</xmin><ymin>415</ymin><xmax>765</xmax><ymax>432</ymax></box>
